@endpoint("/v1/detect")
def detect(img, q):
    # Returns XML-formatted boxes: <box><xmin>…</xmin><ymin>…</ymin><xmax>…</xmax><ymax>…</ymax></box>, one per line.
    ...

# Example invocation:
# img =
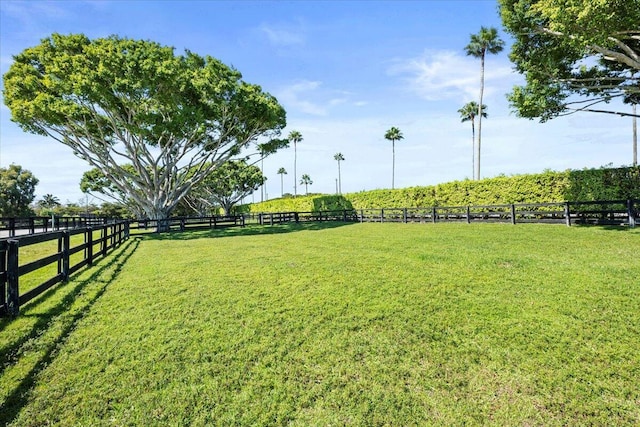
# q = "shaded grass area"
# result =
<box><xmin>2</xmin><ymin>223</ymin><xmax>639</xmax><ymax>425</ymax></box>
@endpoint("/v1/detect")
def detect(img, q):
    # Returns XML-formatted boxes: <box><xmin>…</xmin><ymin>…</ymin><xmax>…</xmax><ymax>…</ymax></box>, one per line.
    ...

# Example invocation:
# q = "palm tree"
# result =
<box><xmin>384</xmin><ymin>127</ymin><xmax>404</xmax><ymax>189</ymax></box>
<box><xmin>465</xmin><ymin>26</ymin><xmax>504</xmax><ymax>180</ymax></box>
<box><xmin>300</xmin><ymin>174</ymin><xmax>313</xmax><ymax>195</ymax></box>
<box><xmin>277</xmin><ymin>167</ymin><xmax>287</xmax><ymax>197</ymax></box>
<box><xmin>458</xmin><ymin>101</ymin><xmax>487</xmax><ymax>179</ymax></box>
<box><xmin>288</xmin><ymin>130</ymin><xmax>303</xmax><ymax>196</ymax></box>
<box><xmin>39</xmin><ymin>194</ymin><xmax>60</xmax><ymax>209</ymax></box>
<box><xmin>333</xmin><ymin>153</ymin><xmax>345</xmax><ymax>194</ymax></box>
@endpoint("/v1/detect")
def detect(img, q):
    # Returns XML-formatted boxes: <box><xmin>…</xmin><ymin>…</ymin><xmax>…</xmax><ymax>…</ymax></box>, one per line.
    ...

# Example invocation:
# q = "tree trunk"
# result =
<box><xmin>392</xmin><ymin>140</ymin><xmax>395</xmax><ymax>189</ymax></box>
<box><xmin>471</xmin><ymin>119</ymin><xmax>475</xmax><ymax>179</ymax></box>
<box><xmin>633</xmin><ymin>104</ymin><xmax>637</xmax><ymax>166</ymax></box>
<box><xmin>338</xmin><ymin>161</ymin><xmax>342</xmax><ymax>194</ymax></box>
<box><xmin>294</xmin><ymin>142</ymin><xmax>298</xmax><ymax>197</ymax></box>
<box><xmin>476</xmin><ymin>54</ymin><xmax>485</xmax><ymax>180</ymax></box>
<box><xmin>145</xmin><ymin>202</ymin><xmax>174</xmax><ymax>233</ymax></box>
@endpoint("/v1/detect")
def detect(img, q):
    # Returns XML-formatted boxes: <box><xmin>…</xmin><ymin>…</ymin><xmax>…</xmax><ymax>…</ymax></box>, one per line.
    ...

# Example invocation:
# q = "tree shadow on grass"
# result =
<box><xmin>141</xmin><ymin>220</ymin><xmax>359</xmax><ymax>241</ymax></box>
<box><xmin>0</xmin><ymin>238</ymin><xmax>140</xmax><ymax>426</ymax></box>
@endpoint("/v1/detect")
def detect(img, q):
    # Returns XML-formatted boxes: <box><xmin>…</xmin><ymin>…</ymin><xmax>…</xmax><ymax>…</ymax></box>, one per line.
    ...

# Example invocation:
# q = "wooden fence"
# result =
<box><xmin>256</xmin><ymin>199</ymin><xmax>638</xmax><ymax>227</ymax></box>
<box><xmin>131</xmin><ymin>215</ymin><xmax>245</xmax><ymax>233</ymax></box>
<box><xmin>0</xmin><ymin>216</ymin><xmax>119</xmax><ymax>238</ymax></box>
<box><xmin>0</xmin><ymin>221</ymin><xmax>129</xmax><ymax>317</ymax></box>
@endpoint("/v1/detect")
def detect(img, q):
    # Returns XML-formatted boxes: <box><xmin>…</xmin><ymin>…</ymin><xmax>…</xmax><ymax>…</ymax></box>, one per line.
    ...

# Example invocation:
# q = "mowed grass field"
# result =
<box><xmin>1</xmin><ymin>222</ymin><xmax>639</xmax><ymax>426</ymax></box>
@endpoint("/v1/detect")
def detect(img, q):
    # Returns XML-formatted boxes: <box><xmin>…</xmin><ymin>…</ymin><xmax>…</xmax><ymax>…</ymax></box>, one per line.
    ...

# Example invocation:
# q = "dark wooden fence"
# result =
<box><xmin>255</xmin><ymin>199</ymin><xmax>638</xmax><ymax>228</ymax></box>
<box><xmin>0</xmin><ymin>221</ymin><xmax>129</xmax><ymax>317</ymax></box>
<box><xmin>130</xmin><ymin>215</ymin><xmax>245</xmax><ymax>233</ymax></box>
<box><xmin>0</xmin><ymin>216</ymin><xmax>119</xmax><ymax>238</ymax></box>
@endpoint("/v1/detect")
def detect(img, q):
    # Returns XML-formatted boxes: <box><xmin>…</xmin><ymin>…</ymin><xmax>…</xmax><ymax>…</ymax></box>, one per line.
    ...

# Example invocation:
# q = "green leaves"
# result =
<box><xmin>3</xmin><ymin>33</ymin><xmax>287</xmax><ymax>222</ymax></box>
<box><xmin>499</xmin><ymin>0</ymin><xmax>640</xmax><ymax>120</ymax></box>
<box><xmin>0</xmin><ymin>164</ymin><xmax>39</xmax><ymax>217</ymax></box>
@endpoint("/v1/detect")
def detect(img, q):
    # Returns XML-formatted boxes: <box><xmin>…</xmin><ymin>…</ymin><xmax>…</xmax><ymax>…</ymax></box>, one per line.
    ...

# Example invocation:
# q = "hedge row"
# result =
<box><xmin>243</xmin><ymin>166</ymin><xmax>640</xmax><ymax>213</ymax></box>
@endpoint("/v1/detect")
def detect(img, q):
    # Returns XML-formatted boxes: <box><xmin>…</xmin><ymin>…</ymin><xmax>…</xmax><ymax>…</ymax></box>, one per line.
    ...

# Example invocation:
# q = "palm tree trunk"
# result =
<box><xmin>280</xmin><ymin>174</ymin><xmax>284</xmax><ymax>196</ymax></box>
<box><xmin>294</xmin><ymin>143</ymin><xmax>297</xmax><ymax>197</ymax></box>
<box><xmin>392</xmin><ymin>139</ymin><xmax>395</xmax><ymax>189</ymax></box>
<box><xmin>476</xmin><ymin>53</ymin><xmax>485</xmax><ymax>180</ymax></box>
<box><xmin>338</xmin><ymin>161</ymin><xmax>342</xmax><ymax>194</ymax></box>
<box><xmin>260</xmin><ymin>158</ymin><xmax>264</xmax><ymax>202</ymax></box>
<box><xmin>471</xmin><ymin>119</ymin><xmax>475</xmax><ymax>179</ymax></box>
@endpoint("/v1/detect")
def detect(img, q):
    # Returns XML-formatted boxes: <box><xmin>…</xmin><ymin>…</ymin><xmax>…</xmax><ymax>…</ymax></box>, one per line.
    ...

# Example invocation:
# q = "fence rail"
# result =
<box><xmin>0</xmin><ymin>221</ymin><xmax>129</xmax><ymax>317</ymax></box>
<box><xmin>0</xmin><ymin>216</ymin><xmax>121</xmax><ymax>238</ymax></box>
<box><xmin>130</xmin><ymin>215</ymin><xmax>245</xmax><ymax>233</ymax></box>
<box><xmin>255</xmin><ymin>199</ymin><xmax>638</xmax><ymax>228</ymax></box>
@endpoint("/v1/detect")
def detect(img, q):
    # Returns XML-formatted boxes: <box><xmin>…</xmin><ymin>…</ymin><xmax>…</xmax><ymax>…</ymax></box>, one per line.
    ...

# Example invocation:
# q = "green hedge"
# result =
<box><xmin>244</xmin><ymin>166</ymin><xmax>640</xmax><ymax>213</ymax></box>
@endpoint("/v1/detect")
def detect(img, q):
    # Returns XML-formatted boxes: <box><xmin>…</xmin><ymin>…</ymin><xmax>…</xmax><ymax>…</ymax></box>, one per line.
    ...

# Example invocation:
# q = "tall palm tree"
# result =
<box><xmin>384</xmin><ymin>127</ymin><xmax>404</xmax><ymax>189</ymax></box>
<box><xmin>333</xmin><ymin>152</ymin><xmax>345</xmax><ymax>194</ymax></box>
<box><xmin>288</xmin><ymin>130</ymin><xmax>303</xmax><ymax>196</ymax></box>
<box><xmin>458</xmin><ymin>101</ymin><xmax>487</xmax><ymax>179</ymax></box>
<box><xmin>465</xmin><ymin>26</ymin><xmax>504</xmax><ymax>180</ymax></box>
<box><xmin>277</xmin><ymin>167</ymin><xmax>287</xmax><ymax>197</ymax></box>
<box><xmin>300</xmin><ymin>174</ymin><xmax>313</xmax><ymax>195</ymax></box>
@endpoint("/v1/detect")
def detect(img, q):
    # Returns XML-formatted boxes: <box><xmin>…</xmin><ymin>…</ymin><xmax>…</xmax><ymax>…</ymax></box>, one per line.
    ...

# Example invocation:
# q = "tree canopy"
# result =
<box><xmin>186</xmin><ymin>160</ymin><xmax>265</xmax><ymax>216</ymax></box>
<box><xmin>0</xmin><ymin>164</ymin><xmax>39</xmax><ymax>217</ymax></box>
<box><xmin>3</xmin><ymin>34</ymin><xmax>286</xmax><ymax>228</ymax></box>
<box><xmin>499</xmin><ymin>0</ymin><xmax>640</xmax><ymax>121</ymax></box>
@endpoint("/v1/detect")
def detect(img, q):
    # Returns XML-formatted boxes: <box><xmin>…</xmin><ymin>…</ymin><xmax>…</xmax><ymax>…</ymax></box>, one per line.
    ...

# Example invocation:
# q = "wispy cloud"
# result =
<box><xmin>389</xmin><ymin>49</ymin><xmax>515</xmax><ymax>102</ymax></box>
<box><xmin>259</xmin><ymin>23</ymin><xmax>305</xmax><ymax>47</ymax></box>
<box><xmin>275</xmin><ymin>81</ymin><xmax>365</xmax><ymax>116</ymax></box>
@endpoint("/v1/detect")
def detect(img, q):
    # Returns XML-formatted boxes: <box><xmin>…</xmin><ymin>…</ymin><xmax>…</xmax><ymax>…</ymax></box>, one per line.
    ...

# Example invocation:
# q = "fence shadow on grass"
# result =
<box><xmin>142</xmin><ymin>220</ymin><xmax>357</xmax><ymax>241</ymax></box>
<box><xmin>0</xmin><ymin>238</ymin><xmax>140</xmax><ymax>426</ymax></box>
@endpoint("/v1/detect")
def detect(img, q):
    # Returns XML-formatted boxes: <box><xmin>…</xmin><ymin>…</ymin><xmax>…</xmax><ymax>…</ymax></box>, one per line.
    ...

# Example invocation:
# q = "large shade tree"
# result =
<box><xmin>384</xmin><ymin>127</ymin><xmax>404</xmax><ymax>189</ymax></box>
<box><xmin>500</xmin><ymin>0</ymin><xmax>639</xmax><ymax>166</ymax></box>
<box><xmin>0</xmin><ymin>164</ymin><xmax>39</xmax><ymax>217</ymax></box>
<box><xmin>465</xmin><ymin>26</ymin><xmax>504</xmax><ymax>180</ymax></box>
<box><xmin>186</xmin><ymin>160</ymin><xmax>265</xmax><ymax>216</ymax></box>
<box><xmin>458</xmin><ymin>101</ymin><xmax>487</xmax><ymax>179</ymax></box>
<box><xmin>3</xmin><ymin>34</ymin><xmax>286</xmax><ymax>231</ymax></box>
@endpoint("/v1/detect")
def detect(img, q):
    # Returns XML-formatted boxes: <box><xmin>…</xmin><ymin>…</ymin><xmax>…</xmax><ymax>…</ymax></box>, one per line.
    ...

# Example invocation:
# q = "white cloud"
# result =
<box><xmin>275</xmin><ymin>81</ymin><xmax>365</xmax><ymax>116</ymax></box>
<box><xmin>259</xmin><ymin>23</ymin><xmax>305</xmax><ymax>47</ymax></box>
<box><xmin>389</xmin><ymin>49</ymin><xmax>516</xmax><ymax>102</ymax></box>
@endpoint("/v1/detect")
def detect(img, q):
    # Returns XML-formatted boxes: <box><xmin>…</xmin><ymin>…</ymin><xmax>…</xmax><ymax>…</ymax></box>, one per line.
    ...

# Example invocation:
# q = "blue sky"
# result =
<box><xmin>0</xmin><ymin>0</ymin><xmax>632</xmax><ymax>205</ymax></box>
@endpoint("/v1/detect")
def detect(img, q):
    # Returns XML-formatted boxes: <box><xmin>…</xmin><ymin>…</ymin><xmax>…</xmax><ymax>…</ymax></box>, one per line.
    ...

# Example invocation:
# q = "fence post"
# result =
<box><xmin>9</xmin><ymin>218</ymin><xmax>15</xmax><ymax>237</ymax></box>
<box><xmin>510</xmin><ymin>204</ymin><xmax>517</xmax><ymax>225</ymax></box>
<box><xmin>0</xmin><ymin>243</ymin><xmax>6</xmax><ymax>316</ymax></box>
<box><xmin>87</xmin><ymin>228</ymin><xmax>94</xmax><ymax>267</ymax></box>
<box><xmin>403</xmin><ymin>208</ymin><xmax>408</xmax><ymax>223</ymax></box>
<box><xmin>61</xmin><ymin>231</ymin><xmax>70</xmax><ymax>282</ymax></box>
<box><xmin>294</xmin><ymin>212</ymin><xmax>299</xmax><ymax>223</ymax></box>
<box><xmin>381</xmin><ymin>209</ymin><xmax>384</xmax><ymax>223</ymax></box>
<box><xmin>101</xmin><ymin>226</ymin><xmax>108</xmax><ymax>256</ymax></box>
<box><xmin>466</xmin><ymin>206</ymin><xmax>471</xmax><ymax>224</ymax></box>
<box><xmin>432</xmin><ymin>207</ymin><xmax>437</xmax><ymax>223</ymax></box>
<box><xmin>628</xmin><ymin>199</ymin><xmax>636</xmax><ymax>228</ymax></box>
<box><xmin>7</xmin><ymin>240</ymin><xmax>19</xmax><ymax>317</ymax></box>
<box><xmin>564</xmin><ymin>202</ymin><xmax>571</xmax><ymax>227</ymax></box>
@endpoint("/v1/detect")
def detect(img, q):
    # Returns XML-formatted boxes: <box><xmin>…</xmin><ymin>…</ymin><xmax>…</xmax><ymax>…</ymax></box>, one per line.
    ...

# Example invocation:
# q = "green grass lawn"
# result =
<box><xmin>1</xmin><ymin>222</ymin><xmax>639</xmax><ymax>426</ymax></box>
